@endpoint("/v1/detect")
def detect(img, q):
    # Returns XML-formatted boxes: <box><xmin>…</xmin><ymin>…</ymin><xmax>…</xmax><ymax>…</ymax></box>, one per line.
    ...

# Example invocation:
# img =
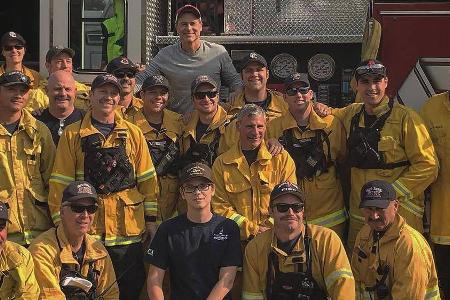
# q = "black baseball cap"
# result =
<box><xmin>91</xmin><ymin>74</ymin><xmax>122</xmax><ymax>92</ymax></box>
<box><xmin>354</xmin><ymin>59</ymin><xmax>387</xmax><ymax>80</ymax></box>
<box><xmin>46</xmin><ymin>46</ymin><xmax>75</xmax><ymax>62</ymax></box>
<box><xmin>0</xmin><ymin>71</ymin><xmax>31</xmax><ymax>88</ymax></box>
<box><xmin>1</xmin><ymin>31</ymin><xmax>26</xmax><ymax>47</ymax></box>
<box><xmin>0</xmin><ymin>202</ymin><xmax>9</xmax><ymax>222</ymax></box>
<box><xmin>179</xmin><ymin>162</ymin><xmax>213</xmax><ymax>184</ymax></box>
<box><xmin>142</xmin><ymin>75</ymin><xmax>170</xmax><ymax>91</ymax></box>
<box><xmin>191</xmin><ymin>75</ymin><xmax>217</xmax><ymax>93</ymax></box>
<box><xmin>240</xmin><ymin>52</ymin><xmax>268</xmax><ymax>71</ymax></box>
<box><xmin>284</xmin><ymin>73</ymin><xmax>310</xmax><ymax>88</ymax></box>
<box><xmin>270</xmin><ymin>181</ymin><xmax>305</xmax><ymax>204</ymax></box>
<box><xmin>62</xmin><ymin>181</ymin><xmax>98</xmax><ymax>204</ymax></box>
<box><xmin>176</xmin><ymin>5</ymin><xmax>201</xmax><ymax>23</ymax></box>
<box><xmin>360</xmin><ymin>180</ymin><xmax>397</xmax><ymax>209</ymax></box>
<box><xmin>106</xmin><ymin>56</ymin><xmax>138</xmax><ymax>74</ymax></box>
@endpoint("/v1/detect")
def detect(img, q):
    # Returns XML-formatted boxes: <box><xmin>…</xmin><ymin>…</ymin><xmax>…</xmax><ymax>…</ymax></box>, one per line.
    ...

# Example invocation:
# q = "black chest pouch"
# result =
<box><xmin>82</xmin><ymin>133</ymin><xmax>136</xmax><ymax>194</ymax></box>
<box><xmin>182</xmin><ymin>128</ymin><xmax>221</xmax><ymax>167</ymax></box>
<box><xmin>281</xmin><ymin>129</ymin><xmax>331</xmax><ymax>180</ymax></box>
<box><xmin>147</xmin><ymin>135</ymin><xmax>180</xmax><ymax>176</ymax></box>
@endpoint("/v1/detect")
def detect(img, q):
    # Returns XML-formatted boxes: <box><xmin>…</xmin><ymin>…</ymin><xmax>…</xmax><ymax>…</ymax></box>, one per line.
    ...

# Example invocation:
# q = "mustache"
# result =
<box><xmin>55</xmin><ymin>95</ymin><xmax>71</xmax><ymax>101</ymax></box>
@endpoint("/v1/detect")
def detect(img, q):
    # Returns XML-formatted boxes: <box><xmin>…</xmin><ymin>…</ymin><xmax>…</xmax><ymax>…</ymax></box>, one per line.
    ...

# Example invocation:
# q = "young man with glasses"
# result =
<box><xmin>34</xmin><ymin>70</ymin><xmax>85</xmax><ymax>145</ymax></box>
<box><xmin>29</xmin><ymin>180</ymin><xmax>119</xmax><ymax>299</ymax></box>
<box><xmin>0</xmin><ymin>202</ymin><xmax>40</xmax><ymax>299</ymax></box>
<box><xmin>242</xmin><ymin>181</ymin><xmax>354</xmax><ymax>300</ymax></box>
<box><xmin>146</xmin><ymin>162</ymin><xmax>242</xmax><ymax>300</ymax></box>
<box><xmin>314</xmin><ymin>59</ymin><xmax>438</xmax><ymax>250</ymax></box>
<box><xmin>352</xmin><ymin>180</ymin><xmax>439</xmax><ymax>300</ymax></box>
<box><xmin>48</xmin><ymin>74</ymin><xmax>158</xmax><ymax>299</ymax></box>
<box><xmin>0</xmin><ymin>31</ymin><xmax>42</xmax><ymax>88</ymax></box>
<box><xmin>266</xmin><ymin>73</ymin><xmax>347</xmax><ymax>239</ymax></box>
<box><xmin>27</xmin><ymin>46</ymin><xmax>91</xmax><ymax>112</ymax></box>
<box><xmin>227</xmin><ymin>52</ymin><xmax>289</xmax><ymax>121</ymax></box>
<box><xmin>106</xmin><ymin>56</ymin><xmax>143</xmax><ymax>120</ymax></box>
<box><xmin>0</xmin><ymin>71</ymin><xmax>55</xmax><ymax>246</ymax></box>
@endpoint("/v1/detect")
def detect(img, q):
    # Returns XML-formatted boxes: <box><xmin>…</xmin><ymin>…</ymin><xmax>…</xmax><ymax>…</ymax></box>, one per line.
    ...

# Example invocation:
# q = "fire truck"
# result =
<box><xmin>1</xmin><ymin>0</ymin><xmax>450</xmax><ymax>109</ymax></box>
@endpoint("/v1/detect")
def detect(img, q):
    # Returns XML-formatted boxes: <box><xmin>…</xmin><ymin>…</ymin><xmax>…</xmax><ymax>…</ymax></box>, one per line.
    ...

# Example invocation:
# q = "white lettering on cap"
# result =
<box><xmin>77</xmin><ymin>183</ymin><xmax>93</xmax><ymax>195</ymax></box>
<box><xmin>120</xmin><ymin>57</ymin><xmax>129</xmax><ymax>64</ymax></box>
<box><xmin>292</xmin><ymin>73</ymin><xmax>301</xmax><ymax>80</ymax></box>
<box><xmin>154</xmin><ymin>75</ymin><xmax>164</xmax><ymax>84</ymax></box>
<box><xmin>249</xmin><ymin>52</ymin><xmax>258</xmax><ymax>59</ymax></box>
<box><xmin>187</xmin><ymin>166</ymin><xmax>205</xmax><ymax>176</ymax></box>
<box><xmin>9</xmin><ymin>32</ymin><xmax>17</xmax><ymax>38</ymax></box>
<box><xmin>365</xmin><ymin>186</ymin><xmax>382</xmax><ymax>198</ymax></box>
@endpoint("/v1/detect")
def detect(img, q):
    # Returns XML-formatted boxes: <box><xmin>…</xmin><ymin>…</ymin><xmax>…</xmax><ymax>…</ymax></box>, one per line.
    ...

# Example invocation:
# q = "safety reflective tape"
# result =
<box><xmin>309</xmin><ymin>209</ymin><xmax>348</xmax><ymax>228</ymax></box>
<box><xmin>399</xmin><ymin>199</ymin><xmax>424</xmax><ymax>218</ymax></box>
<box><xmin>8</xmin><ymin>231</ymin><xmax>44</xmax><ymax>245</ymax></box>
<box><xmin>144</xmin><ymin>202</ymin><xmax>158</xmax><ymax>213</ymax></box>
<box><xmin>242</xmin><ymin>291</ymin><xmax>265</xmax><ymax>300</ymax></box>
<box><xmin>229</xmin><ymin>213</ymin><xmax>246</xmax><ymax>227</ymax></box>
<box><xmin>425</xmin><ymin>286</ymin><xmax>440</xmax><ymax>299</ymax></box>
<box><xmin>392</xmin><ymin>180</ymin><xmax>413</xmax><ymax>200</ymax></box>
<box><xmin>350</xmin><ymin>213</ymin><xmax>366</xmax><ymax>222</ymax></box>
<box><xmin>49</xmin><ymin>173</ymin><xmax>74</xmax><ymax>185</ymax></box>
<box><xmin>137</xmin><ymin>168</ymin><xmax>156</xmax><ymax>183</ymax></box>
<box><xmin>431</xmin><ymin>235</ymin><xmax>450</xmax><ymax>245</ymax></box>
<box><xmin>51</xmin><ymin>212</ymin><xmax>61</xmax><ymax>223</ymax></box>
<box><xmin>75</xmin><ymin>171</ymin><xmax>84</xmax><ymax>180</ymax></box>
<box><xmin>104</xmin><ymin>235</ymin><xmax>142</xmax><ymax>247</ymax></box>
<box><xmin>324</xmin><ymin>268</ymin><xmax>354</xmax><ymax>290</ymax></box>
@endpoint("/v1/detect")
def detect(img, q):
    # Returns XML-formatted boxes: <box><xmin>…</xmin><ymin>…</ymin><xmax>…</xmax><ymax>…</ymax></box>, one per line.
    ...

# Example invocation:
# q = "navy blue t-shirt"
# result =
<box><xmin>145</xmin><ymin>213</ymin><xmax>242</xmax><ymax>300</ymax></box>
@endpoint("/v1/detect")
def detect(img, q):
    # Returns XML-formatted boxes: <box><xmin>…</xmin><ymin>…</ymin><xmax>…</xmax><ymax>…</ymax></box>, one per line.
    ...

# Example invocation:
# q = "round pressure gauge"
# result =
<box><xmin>270</xmin><ymin>53</ymin><xmax>298</xmax><ymax>79</ymax></box>
<box><xmin>308</xmin><ymin>54</ymin><xmax>336</xmax><ymax>81</ymax></box>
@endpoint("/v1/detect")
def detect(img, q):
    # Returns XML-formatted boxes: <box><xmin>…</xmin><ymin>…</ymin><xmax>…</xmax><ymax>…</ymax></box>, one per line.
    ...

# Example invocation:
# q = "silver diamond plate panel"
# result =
<box><xmin>252</xmin><ymin>0</ymin><xmax>369</xmax><ymax>39</ymax></box>
<box><xmin>224</xmin><ymin>0</ymin><xmax>253</xmax><ymax>35</ymax></box>
<box><xmin>145</xmin><ymin>0</ymin><xmax>167</xmax><ymax>63</ymax></box>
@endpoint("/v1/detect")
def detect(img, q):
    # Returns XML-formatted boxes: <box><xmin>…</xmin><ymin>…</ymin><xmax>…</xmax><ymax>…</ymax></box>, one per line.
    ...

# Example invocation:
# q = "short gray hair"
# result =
<box><xmin>236</xmin><ymin>104</ymin><xmax>266</xmax><ymax>122</ymax></box>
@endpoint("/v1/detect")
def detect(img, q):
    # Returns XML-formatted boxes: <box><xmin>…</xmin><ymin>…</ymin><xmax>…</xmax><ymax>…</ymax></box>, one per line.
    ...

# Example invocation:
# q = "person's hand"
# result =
<box><xmin>31</xmin><ymin>108</ymin><xmax>45</xmax><ymax>117</ymax></box>
<box><xmin>142</xmin><ymin>222</ymin><xmax>158</xmax><ymax>247</ymax></box>
<box><xmin>313</xmin><ymin>102</ymin><xmax>332</xmax><ymax>117</ymax></box>
<box><xmin>266</xmin><ymin>138</ymin><xmax>284</xmax><ymax>156</ymax></box>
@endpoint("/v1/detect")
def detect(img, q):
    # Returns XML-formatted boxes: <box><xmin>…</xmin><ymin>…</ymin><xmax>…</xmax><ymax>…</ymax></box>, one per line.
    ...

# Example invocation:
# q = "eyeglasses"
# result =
<box><xmin>194</xmin><ymin>91</ymin><xmax>218</xmax><ymax>99</ymax></box>
<box><xmin>68</xmin><ymin>204</ymin><xmax>98</xmax><ymax>214</ymax></box>
<box><xmin>355</xmin><ymin>63</ymin><xmax>386</xmax><ymax>77</ymax></box>
<box><xmin>286</xmin><ymin>87</ymin><xmax>309</xmax><ymax>96</ymax></box>
<box><xmin>114</xmin><ymin>71</ymin><xmax>136</xmax><ymax>79</ymax></box>
<box><xmin>182</xmin><ymin>183</ymin><xmax>212</xmax><ymax>193</ymax></box>
<box><xmin>3</xmin><ymin>45</ymin><xmax>24</xmax><ymax>51</ymax></box>
<box><xmin>272</xmin><ymin>203</ymin><xmax>304</xmax><ymax>213</ymax></box>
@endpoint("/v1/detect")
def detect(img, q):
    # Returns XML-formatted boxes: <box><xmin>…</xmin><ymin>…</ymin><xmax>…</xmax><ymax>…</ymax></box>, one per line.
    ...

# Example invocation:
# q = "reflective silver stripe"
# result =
<box><xmin>324</xmin><ymin>268</ymin><xmax>354</xmax><ymax>290</ymax></box>
<box><xmin>242</xmin><ymin>291</ymin><xmax>265</xmax><ymax>300</ymax></box>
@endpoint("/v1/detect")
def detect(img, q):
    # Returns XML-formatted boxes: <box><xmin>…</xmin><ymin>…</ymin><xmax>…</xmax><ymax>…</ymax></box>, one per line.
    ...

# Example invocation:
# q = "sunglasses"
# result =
<box><xmin>114</xmin><ymin>71</ymin><xmax>136</xmax><ymax>79</ymax></box>
<box><xmin>3</xmin><ymin>45</ymin><xmax>24</xmax><ymax>51</ymax></box>
<box><xmin>194</xmin><ymin>91</ymin><xmax>218</xmax><ymax>99</ymax></box>
<box><xmin>182</xmin><ymin>183</ymin><xmax>212</xmax><ymax>193</ymax></box>
<box><xmin>355</xmin><ymin>63</ymin><xmax>386</xmax><ymax>77</ymax></box>
<box><xmin>68</xmin><ymin>204</ymin><xmax>98</xmax><ymax>214</ymax></box>
<box><xmin>286</xmin><ymin>87</ymin><xmax>309</xmax><ymax>96</ymax></box>
<box><xmin>273</xmin><ymin>203</ymin><xmax>304</xmax><ymax>213</ymax></box>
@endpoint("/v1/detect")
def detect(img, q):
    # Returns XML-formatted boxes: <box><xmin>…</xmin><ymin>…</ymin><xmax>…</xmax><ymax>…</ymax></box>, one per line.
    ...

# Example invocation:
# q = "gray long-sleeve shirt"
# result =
<box><xmin>136</xmin><ymin>40</ymin><xmax>242</xmax><ymax>114</ymax></box>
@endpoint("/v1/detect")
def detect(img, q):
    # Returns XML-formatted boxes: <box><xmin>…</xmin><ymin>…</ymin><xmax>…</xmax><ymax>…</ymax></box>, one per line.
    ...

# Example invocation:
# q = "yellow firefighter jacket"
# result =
<box><xmin>117</xmin><ymin>95</ymin><xmax>143</xmax><ymax>121</ymax></box>
<box><xmin>351</xmin><ymin>215</ymin><xmax>440</xmax><ymax>300</ymax></box>
<box><xmin>267</xmin><ymin>107</ymin><xmax>347</xmax><ymax>230</ymax></box>
<box><xmin>127</xmin><ymin>108</ymin><xmax>183</xmax><ymax>220</ymax></box>
<box><xmin>242</xmin><ymin>225</ymin><xmax>355</xmax><ymax>300</ymax></box>
<box><xmin>331</xmin><ymin>97</ymin><xmax>438</xmax><ymax>244</ymax></box>
<box><xmin>29</xmin><ymin>226</ymin><xmax>119</xmax><ymax>299</ymax></box>
<box><xmin>181</xmin><ymin>105</ymin><xmax>236</xmax><ymax>158</ymax></box>
<box><xmin>0</xmin><ymin>240</ymin><xmax>40</xmax><ymax>299</ymax></box>
<box><xmin>48</xmin><ymin>111</ymin><xmax>158</xmax><ymax>246</ymax></box>
<box><xmin>26</xmin><ymin>79</ymin><xmax>91</xmax><ymax>112</ymax></box>
<box><xmin>211</xmin><ymin>141</ymin><xmax>296</xmax><ymax>240</ymax></box>
<box><xmin>227</xmin><ymin>89</ymin><xmax>289</xmax><ymax>121</ymax></box>
<box><xmin>0</xmin><ymin>64</ymin><xmax>42</xmax><ymax>89</ymax></box>
<box><xmin>0</xmin><ymin>109</ymin><xmax>55</xmax><ymax>245</ymax></box>
<box><xmin>420</xmin><ymin>91</ymin><xmax>450</xmax><ymax>245</ymax></box>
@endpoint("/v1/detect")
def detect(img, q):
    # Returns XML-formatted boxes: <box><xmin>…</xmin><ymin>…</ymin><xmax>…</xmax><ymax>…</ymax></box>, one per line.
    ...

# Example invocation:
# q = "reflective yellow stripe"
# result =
<box><xmin>104</xmin><ymin>235</ymin><xmax>142</xmax><ymax>246</ymax></box>
<box><xmin>425</xmin><ymin>286</ymin><xmax>440</xmax><ymax>299</ymax></box>
<box><xmin>324</xmin><ymin>268</ymin><xmax>354</xmax><ymax>290</ymax></box>
<box><xmin>49</xmin><ymin>173</ymin><xmax>74</xmax><ymax>185</ymax></box>
<box><xmin>392</xmin><ymin>180</ymin><xmax>413</xmax><ymax>200</ymax></box>
<box><xmin>145</xmin><ymin>202</ymin><xmax>158</xmax><ymax>214</ymax></box>
<box><xmin>431</xmin><ymin>235</ymin><xmax>450</xmax><ymax>245</ymax></box>
<box><xmin>242</xmin><ymin>291</ymin><xmax>264</xmax><ymax>300</ymax></box>
<box><xmin>137</xmin><ymin>168</ymin><xmax>156</xmax><ymax>183</ymax></box>
<box><xmin>76</xmin><ymin>171</ymin><xmax>84</xmax><ymax>180</ymax></box>
<box><xmin>309</xmin><ymin>209</ymin><xmax>348</xmax><ymax>228</ymax></box>
<box><xmin>8</xmin><ymin>231</ymin><xmax>46</xmax><ymax>245</ymax></box>
<box><xmin>350</xmin><ymin>213</ymin><xmax>365</xmax><ymax>222</ymax></box>
<box><xmin>399</xmin><ymin>199</ymin><xmax>424</xmax><ymax>218</ymax></box>
<box><xmin>51</xmin><ymin>212</ymin><xmax>61</xmax><ymax>224</ymax></box>
<box><xmin>268</xmin><ymin>217</ymin><xmax>274</xmax><ymax>225</ymax></box>
<box><xmin>229</xmin><ymin>213</ymin><xmax>246</xmax><ymax>227</ymax></box>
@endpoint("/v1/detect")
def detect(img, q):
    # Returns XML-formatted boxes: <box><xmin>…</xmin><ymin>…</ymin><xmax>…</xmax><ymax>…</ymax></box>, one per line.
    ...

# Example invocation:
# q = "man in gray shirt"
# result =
<box><xmin>136</xmin><ymin>5</ymin><xmax>242</xmax><ymax>114</ymax></box>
